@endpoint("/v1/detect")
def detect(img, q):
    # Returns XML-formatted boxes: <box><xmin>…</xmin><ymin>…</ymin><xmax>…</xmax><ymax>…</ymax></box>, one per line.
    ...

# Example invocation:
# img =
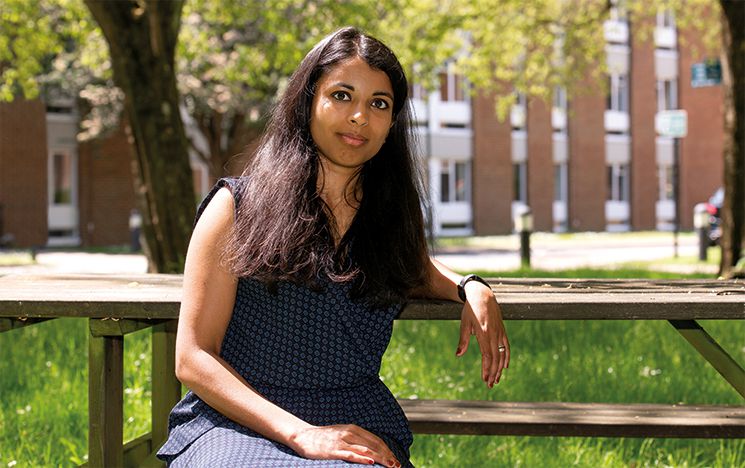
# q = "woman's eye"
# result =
<box><xmin>372</xmin><ymin>99</ymin><xmax>390</xmax><ymax>110</ymax></box>
<box><xmin>331</xmin><ymin>91</ymin><xmax>351</xmax><ymax>101</ymax></box>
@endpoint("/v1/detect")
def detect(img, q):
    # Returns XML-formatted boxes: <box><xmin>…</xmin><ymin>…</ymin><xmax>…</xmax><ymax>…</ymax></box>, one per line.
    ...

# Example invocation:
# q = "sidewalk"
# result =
<box><xmin>433</xmin><ymin>231</ymin><xmax>718</xmax><ymax>275</ymax></box>
<box><xmin>0</xmin><ymin>232</ymin><xmax>719</xmax><ymax>276</ymax></box>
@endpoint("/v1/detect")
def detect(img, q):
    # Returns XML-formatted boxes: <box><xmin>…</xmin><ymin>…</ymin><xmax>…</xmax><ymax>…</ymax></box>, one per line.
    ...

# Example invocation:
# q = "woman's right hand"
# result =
<box><xmin>288</xmin><ymin>424</ymin><xmax>401</xmax><ymax>468</ymax></box>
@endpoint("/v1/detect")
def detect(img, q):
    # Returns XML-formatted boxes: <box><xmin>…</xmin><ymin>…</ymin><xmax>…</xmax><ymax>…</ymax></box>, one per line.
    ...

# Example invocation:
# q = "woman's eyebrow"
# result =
<box><xmin>333</xmin><ymin>82</ymin><xmax>393</xmax><ymax>100</ymax></box>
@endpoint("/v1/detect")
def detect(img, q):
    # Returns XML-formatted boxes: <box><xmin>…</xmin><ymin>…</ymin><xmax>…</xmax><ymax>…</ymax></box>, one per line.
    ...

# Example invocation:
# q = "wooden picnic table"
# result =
<box><xmin>1</xmin><ymin>274</ymin><xmax>744</xmax><ymax>467</ymax></box>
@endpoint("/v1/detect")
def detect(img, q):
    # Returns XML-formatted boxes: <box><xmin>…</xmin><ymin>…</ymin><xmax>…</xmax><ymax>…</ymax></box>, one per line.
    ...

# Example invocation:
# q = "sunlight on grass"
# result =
<box><xmin>0</xmin><ymin>250</ymin><xmax>35</xmax><ymax>266</ymax></box>
<box><xmin>1</xmin><ymin>268</ymin><xmax>742</xmax><ymax>467</ymax></box>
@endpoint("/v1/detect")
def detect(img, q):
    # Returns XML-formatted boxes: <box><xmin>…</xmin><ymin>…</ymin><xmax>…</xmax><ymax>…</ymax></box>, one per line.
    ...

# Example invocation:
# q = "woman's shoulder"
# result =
<box><xmin>194</xmin><ymin>177</ymin><xmax>248</xmax><ymax>227</ymax></box>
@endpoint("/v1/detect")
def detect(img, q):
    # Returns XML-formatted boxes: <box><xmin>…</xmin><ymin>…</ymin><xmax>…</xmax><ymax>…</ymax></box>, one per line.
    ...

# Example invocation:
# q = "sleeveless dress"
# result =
<box><xmin>156</xmin><ymin>178</ymin><xmax>414</xmax><ymax>467</ymax></box>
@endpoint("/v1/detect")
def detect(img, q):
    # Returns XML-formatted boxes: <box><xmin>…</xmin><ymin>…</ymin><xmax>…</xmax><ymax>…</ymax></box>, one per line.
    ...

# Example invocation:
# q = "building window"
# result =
<box><xmin>607</xmin><ymin>74</ymin><xmax>629</xmax><ymax>112</ymax></box>
<box><xmin>440</xmin><ymin>159</ymin><xmax>470</xmax><ymax>203</ymax></box>
<box><xmin>609</xmin><ymin>0</ymin><xmax>627</xmax><ymax>22</ymax></box>
<box><xmin>658</xmin><ymin>165</ymin><xmax>674</xmax><ymax>201</ymax></box>
<box><xmin>439</xmin><ymin>63</ymin><xmax>469</xmax><ymax>102</ymax></box>
<box><xmin>554</xmin><ymin>163</ymin><xmax>568</xmax><ymax>202</ymax></box>
<box><xmin>513</xmin><ymin>162</ymin><xmax>527</xmax><ymax>202</ymax></box>
<box><xmin>410</xmin><ymin>82</ymin><xmax>426</xmax><ymax>101</ymax></box>
<box><xmin>657</xmin><ymin>79</ymin><xmax>677</xmax><ymax>111</ymax></box>
<box><xmin>512</xmin><ymin>92</ymin><xmax>527</xmax><ymax>130</ymax></box>
<box><xmin>553</xmin><ymin>86</ymin><xmax>567</xmax><ymax>112</ymax></box>
<box><xmin>52</xmin><ymin>152</ymin><xmax>73</xmax><ymax>205</ymax></box>
<box><xmin>657</xmin><ymin>9</ymin><xmax>675</xmax><ymax>28</ymax></box>
<box><xmin>607</xmin><ymin>164</ymin><xmax>630</xmax><ymax>201</ymax></box>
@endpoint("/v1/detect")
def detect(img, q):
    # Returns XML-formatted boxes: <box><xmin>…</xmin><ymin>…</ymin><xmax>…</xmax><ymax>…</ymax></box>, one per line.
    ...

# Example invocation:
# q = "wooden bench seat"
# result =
<box><xmin>400</xmin><ymin>399</ymin><xmax>745</xmax><ymax>438</ymax></box>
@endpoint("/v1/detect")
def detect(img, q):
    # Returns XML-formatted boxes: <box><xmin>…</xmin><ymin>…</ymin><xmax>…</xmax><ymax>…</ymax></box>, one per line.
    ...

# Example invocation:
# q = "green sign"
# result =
<box><xmin>691</xmin><ymin>60</ymin><xmax>722</xmax><ymax>87</ymax></box>
<box><xmin>656</xmin><ymin>110</ymin><xmax>687</xmax><ymax>138</ymax></box>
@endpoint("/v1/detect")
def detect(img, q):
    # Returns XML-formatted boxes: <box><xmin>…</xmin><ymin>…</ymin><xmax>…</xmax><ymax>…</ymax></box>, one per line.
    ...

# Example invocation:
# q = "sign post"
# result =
<box><xmin>656</xmin><ymin>110</ymin><xmax>688</xmax><ymax>258</ymax></box>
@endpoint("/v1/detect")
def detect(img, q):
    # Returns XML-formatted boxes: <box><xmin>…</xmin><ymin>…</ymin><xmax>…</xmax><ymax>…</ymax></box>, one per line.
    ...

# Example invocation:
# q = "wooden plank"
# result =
<box><xmin>122</xmin><ymin>432</ymin><xmax>152</xmax><ymax>468</ymax></box>
<box><xmin>151</xmin><ymin>320</ymin><xmax>181</xmax><ymax>452</ymax></box>
<box><xmin>88</xmin><ymin>329</ymin><xmax>124</xmax><ymax>467</ymax></box>
<box><xmin>401</xmin><ymin>299</ymin><xmax>745</xmax><ymax>320</ymax></box>
<box><xmin>400</xmin><ymin>399</ymin><xmax>745</xmax><ymax>438</ymax></box>
<box><xmin>2</xmin><ymin>274</ymin><xmax>745</xmax><ymax>321</ymax></box>
<box><xmin>0</xmin><ymin>317</ymin><xmax>53</xmax><ymax>332</ymax></box>
<box><xmin>90</xmin><ymin>318</ymin><xmax>163</xmax><ymax>337</ymax></box>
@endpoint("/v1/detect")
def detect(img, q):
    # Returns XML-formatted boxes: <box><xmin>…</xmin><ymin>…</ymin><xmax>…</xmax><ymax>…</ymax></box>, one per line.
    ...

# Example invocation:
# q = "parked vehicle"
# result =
<box><xmin>704</xmin><ymin>187</ymin><xmax>723</xmax><ymax>246</ymax></box>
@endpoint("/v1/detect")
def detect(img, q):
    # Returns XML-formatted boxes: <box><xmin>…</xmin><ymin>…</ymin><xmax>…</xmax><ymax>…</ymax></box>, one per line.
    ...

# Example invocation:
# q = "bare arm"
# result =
<box><xmin>412</xmin><ymin>256</ymin><xmax>510</xmax><ymax>388</ymax></box>
<box><xmin>175</xmin><ymin>187</ymin><xmax>400</xmax><ymax>467</ymax></box>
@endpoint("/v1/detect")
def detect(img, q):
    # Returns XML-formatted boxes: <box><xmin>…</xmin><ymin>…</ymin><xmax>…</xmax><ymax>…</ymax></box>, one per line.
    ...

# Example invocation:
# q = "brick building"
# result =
<box><xmin>419</xmin><ymin>9</ymin><xmax>724</xmax><ymax>235</ymax></box>
<box><xmin>0</xmin><ymin>9</ymin><xmax>725</xmax><ymax>247</ymax></box>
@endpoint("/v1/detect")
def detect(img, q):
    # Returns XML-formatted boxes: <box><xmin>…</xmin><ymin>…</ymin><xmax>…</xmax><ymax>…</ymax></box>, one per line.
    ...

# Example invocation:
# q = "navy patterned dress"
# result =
<box><xmin>156</xmin><ymin>178</ymin><xmax>414</xmax><ymax>467</ymax></box>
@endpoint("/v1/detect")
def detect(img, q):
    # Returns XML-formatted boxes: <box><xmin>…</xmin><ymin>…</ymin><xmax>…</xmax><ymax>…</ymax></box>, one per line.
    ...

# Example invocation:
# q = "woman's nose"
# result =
<box><xmin>349</xmin><ymin>110</ymin><xmax>368</xmax><ymax>127</ymax></box>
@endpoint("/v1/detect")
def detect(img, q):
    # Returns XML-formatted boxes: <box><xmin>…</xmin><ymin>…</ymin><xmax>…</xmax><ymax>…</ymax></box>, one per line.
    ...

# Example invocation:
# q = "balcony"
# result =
<box><xmin>604</xmin><ymin>20</ymin><xmax>629</xmax><ymax>44</ymax></box>
<box><xmin>604</xmin><ymin>110</ymin><xmax>630</xmax><ymax>134</ymax></box>
<box><xmin>511</xmin><ymin>130</ymin><xmax>527</xmax><ymax>163</ymax></box>
<box><xmin>552</xmin><ymin>107</ymin><xmax>567</xmax><ymax>131</ymax></box>
<box><xmin>511</xmin><ymin>105</ymin><xmax>526</xmax><ymax>129</ymax></box>
<box><xmin>656</xmin><ymin>136</ymin><xmax>675</xmax><ymax>165</ymax></box>
<box><xmin>656</xmin><ymin>200</ymin><xmax>676</xmax><ymax>231</ymax></box>
<box><xmin>655</xmin><ymin>49</ymin><xmax>679</xmax><ymax>81</ymax></box>
<box><xmin>553</xmin><ymin>132</ymin><xmax>568</xmax><ymax>164</ymax></box>
<box><xmin>605</xmin><ymin>201</ymin><xmax>630</xmax><ymax>231</ymax></box>
<box><xmin>654</xmin><ymin>26</ymin><xmax>677</xmax><ymax>49</ymax></box>
<box><xmin>605</xmin><ymin>133</ymin><xmax>631</xmax><ymax>165</ymax></box>
<box><xmin>606</xmin><ymin>45</ymin><xmax>630</xmax><ymax>74</ymax></box>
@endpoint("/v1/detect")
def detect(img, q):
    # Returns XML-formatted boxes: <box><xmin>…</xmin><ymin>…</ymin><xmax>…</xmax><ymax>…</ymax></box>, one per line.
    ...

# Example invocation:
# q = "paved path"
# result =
<box><xmin>434</xmin><ymin>233</ymin><xmax>716</xmax><ymax>274</ymax></box>
<box><xmin>0</xmin><ymin>233</ymin><xmax>718</xmax><ymax>276</ymax></box>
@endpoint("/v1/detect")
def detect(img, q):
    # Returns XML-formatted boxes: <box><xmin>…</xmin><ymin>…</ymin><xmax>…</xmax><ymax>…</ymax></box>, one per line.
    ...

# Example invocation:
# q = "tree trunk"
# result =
<box><xmin>85</xmin><ymin>0</ymin><xmax>194</xmax><ymax>273</ymax></box>
<box><xmin>718</xmin><ymin>1</ymin><xmax>745</xmax><ymax>277</ymax></box>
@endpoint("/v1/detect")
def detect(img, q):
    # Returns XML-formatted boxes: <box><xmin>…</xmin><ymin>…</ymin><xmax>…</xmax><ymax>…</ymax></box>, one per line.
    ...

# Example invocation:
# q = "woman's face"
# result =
<box><xmin>310</xmin><ymin>56</ymin><xmax>394</xmax><ymax>172</ymax></box>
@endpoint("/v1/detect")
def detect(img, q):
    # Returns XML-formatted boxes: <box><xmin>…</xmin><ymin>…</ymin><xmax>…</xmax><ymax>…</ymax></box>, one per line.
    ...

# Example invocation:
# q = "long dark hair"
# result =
<box><xmin>224</xmin><ymin>27</ymin><xmax>430</xmax><ymax>305</ymax></box>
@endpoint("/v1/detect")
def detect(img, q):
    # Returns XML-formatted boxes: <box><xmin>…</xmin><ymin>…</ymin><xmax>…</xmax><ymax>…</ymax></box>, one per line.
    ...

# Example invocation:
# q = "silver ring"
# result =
<box><xmin>498</xmin><ymin>346</ymin><xmax>506</xmax><ymax>352</ymax></box>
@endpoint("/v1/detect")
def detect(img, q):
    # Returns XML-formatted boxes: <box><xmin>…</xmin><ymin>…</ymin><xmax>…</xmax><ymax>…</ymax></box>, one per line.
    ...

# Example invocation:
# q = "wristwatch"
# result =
<box><xmin>457</xmin><ymin>274</ymin><xmax>491</xmax><ymax>302</ymax></box>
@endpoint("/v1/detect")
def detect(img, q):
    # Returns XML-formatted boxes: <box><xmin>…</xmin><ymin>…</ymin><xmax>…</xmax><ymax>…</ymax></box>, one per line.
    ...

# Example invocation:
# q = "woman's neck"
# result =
<box><xmin>316</xmin><ymin>160</ymin><xmax>362</xmax><ymax>242</ymax></box>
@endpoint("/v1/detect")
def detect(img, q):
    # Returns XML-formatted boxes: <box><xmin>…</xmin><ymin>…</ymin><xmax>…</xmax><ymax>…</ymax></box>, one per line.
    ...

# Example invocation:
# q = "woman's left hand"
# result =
<box><xmin>455</xmin><ymin>281</ymin><xmax>510</xmax><ymax>388</ymax></box>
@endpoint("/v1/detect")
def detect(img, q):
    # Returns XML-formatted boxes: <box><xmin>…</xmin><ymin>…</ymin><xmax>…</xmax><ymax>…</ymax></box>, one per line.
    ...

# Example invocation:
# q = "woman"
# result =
<box><xmin>157</xmin><ymin>27</ymin><xmax>509</xmax><ymax>467</ymax></box>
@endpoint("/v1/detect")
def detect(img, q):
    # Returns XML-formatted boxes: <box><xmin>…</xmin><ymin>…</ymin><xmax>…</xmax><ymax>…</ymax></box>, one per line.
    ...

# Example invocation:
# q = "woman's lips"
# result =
<box><xmin>339</xmin><ymin>133</ymin><xmax>367</xmax><ymax>147</ymax></box>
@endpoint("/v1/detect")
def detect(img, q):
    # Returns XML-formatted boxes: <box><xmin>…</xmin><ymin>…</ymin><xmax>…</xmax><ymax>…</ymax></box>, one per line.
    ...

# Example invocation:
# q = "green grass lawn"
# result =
<box><xmin>1</xmin><ymin>268</ymin><xmax>743</xmax><ymax>467</ymax></box>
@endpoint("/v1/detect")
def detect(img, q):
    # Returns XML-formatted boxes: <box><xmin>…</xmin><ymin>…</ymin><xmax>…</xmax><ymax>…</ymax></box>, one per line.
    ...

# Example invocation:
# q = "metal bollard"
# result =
<box><xmin>514</xmin><ymin>207</ymin><xmax>533</xmax><ymax>269</ymax></box>
<box><xmin>693</xmin><ymin>203</ymin><xmax>709</xmax><ymax>261</ymax></box>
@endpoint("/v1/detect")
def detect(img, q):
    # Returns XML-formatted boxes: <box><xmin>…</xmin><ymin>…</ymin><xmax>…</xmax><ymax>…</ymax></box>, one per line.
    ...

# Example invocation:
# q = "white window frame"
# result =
<box><xmin>610</xmin><ymin>0</ymin><xmax>627</xmax><ymax>22</ymax></box>
<box><xmin>441</xmin><ymin>62</ymin><xmax>469</xmax><ymax>103</ymax></box>
<box><xmin>656</xmin><ymin>79</ymin><xmax>677</xmax><ymax>111</ymax></box>
<box><xmin>514</xmin><ymin>162</ymin><xmax>528</xmax><ymax>203</ymax></box>
<box><xmin>553</xmin><ymin>86</ymin><xmax>567</xmax><ymax>112</ymax></box>
<box><xmin>439</xmin><ymin>159</ymin><xmax>471</xmax><ymax>203</ymax></box>
<box><xmin>554</xmin><ymin>163</ymin><xmax>568</xmax><ymax>202</ymax></box>
<box><xmin>658</xmin><ymin>164</ymin><xmax>674</xmax><ymax>201</ymax></box>
<box><xmin>608</xmin><ymin>73</ymin><xmax>629</xmax><ymax>112</ymax></box>
<box><xmin>607</xmin><ymin>163</ymin><xmax>630</xmax><ymax>202</ymax></box>
<box><xmin>657</xmin><ymin>9</ymin><xmax>675</xmax><ymax>29</ymax></box>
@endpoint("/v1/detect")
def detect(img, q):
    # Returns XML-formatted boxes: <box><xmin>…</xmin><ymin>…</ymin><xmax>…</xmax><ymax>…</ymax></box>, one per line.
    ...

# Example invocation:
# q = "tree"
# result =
<box><xmin>717</xmin><ymin>0</ymin><xmax>744</xmax><ymax>277</ymax></box>
<box><xmin>82</xmin><ymin>0</ymin><xmax>195</xmax><ymax>273</ymax></box>
<box><xmin>2</xmin><ymin>0</ymin><xmax>741</xmax><ymax>275</ymax></box>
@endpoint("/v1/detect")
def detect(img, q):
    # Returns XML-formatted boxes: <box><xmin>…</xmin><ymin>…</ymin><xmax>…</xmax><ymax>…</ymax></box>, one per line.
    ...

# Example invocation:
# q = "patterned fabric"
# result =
<box><xmin>157</xmin><ymin>178</ymin><xmax>414</xmax><ymax>467</ymax></box>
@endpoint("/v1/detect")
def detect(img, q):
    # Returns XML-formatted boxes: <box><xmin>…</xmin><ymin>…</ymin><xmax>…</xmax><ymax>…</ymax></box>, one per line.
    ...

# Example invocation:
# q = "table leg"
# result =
<box><xmin>88</xmin><ymin>326</ymin><xmax>124</xmax><ymax>467</ymax></box>
<box><xmin>669</xmin><ymin>319</ymin><xmax>745</xmax><ymax>399</ymax></box>
<box><xmin>152</xmin><ymin>320</ymin><xmax>181</xmax><ymax>452</ymax></box>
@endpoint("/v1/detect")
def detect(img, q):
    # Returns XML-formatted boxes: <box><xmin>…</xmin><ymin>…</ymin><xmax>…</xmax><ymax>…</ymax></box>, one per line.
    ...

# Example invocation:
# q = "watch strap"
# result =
<box><xmin>457</xmin><ymin>274</ymin><xmax>491</xmax><ymax>302</ymax></box>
